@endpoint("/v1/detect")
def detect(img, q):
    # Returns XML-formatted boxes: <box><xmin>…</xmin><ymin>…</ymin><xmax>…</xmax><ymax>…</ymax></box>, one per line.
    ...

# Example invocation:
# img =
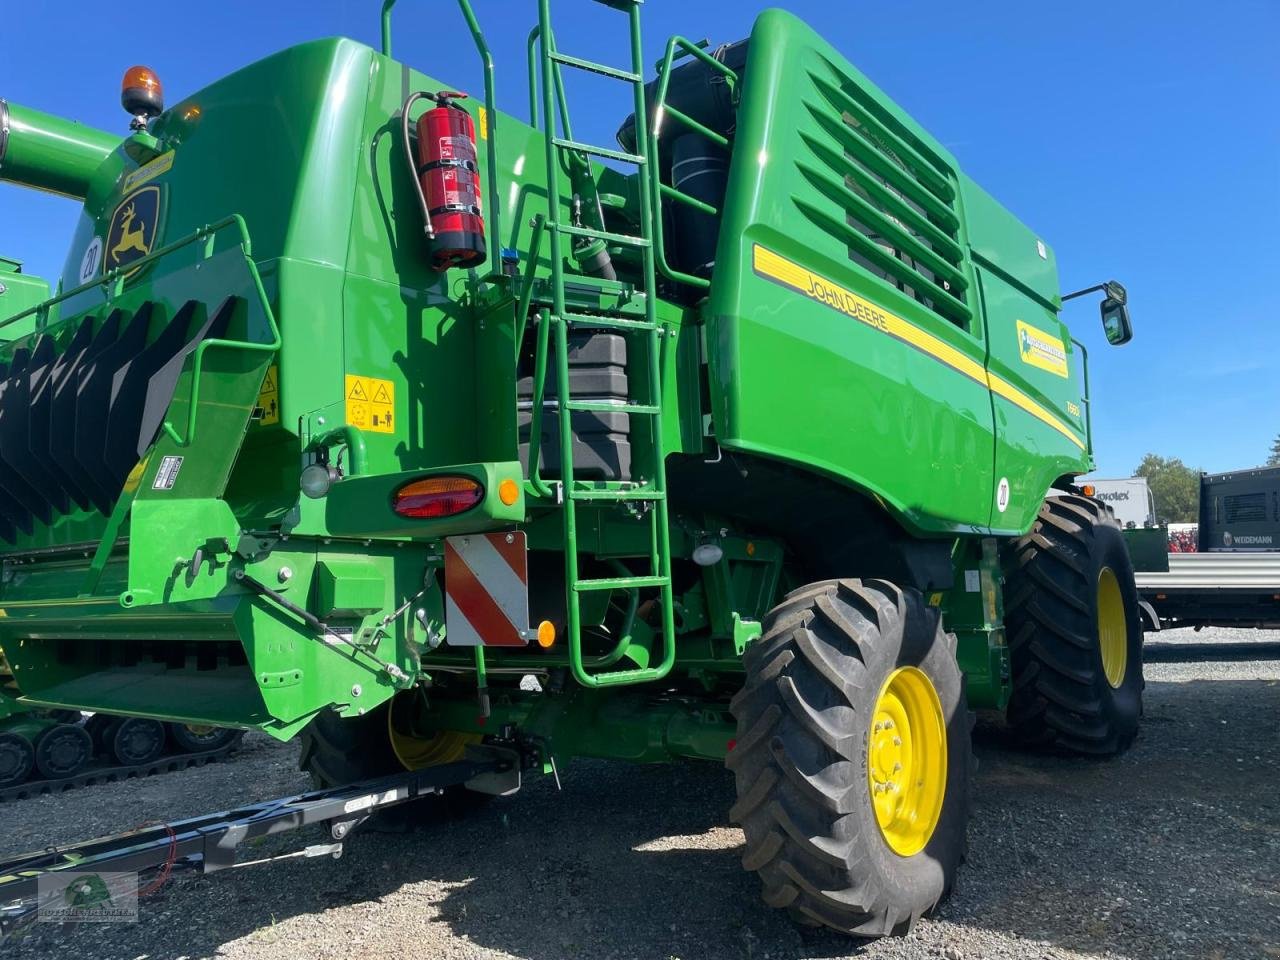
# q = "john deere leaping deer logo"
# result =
<box><xmin>105</xmin><ymin>185</ymin><xmax>161</xmax><ymax>277</ymax></box>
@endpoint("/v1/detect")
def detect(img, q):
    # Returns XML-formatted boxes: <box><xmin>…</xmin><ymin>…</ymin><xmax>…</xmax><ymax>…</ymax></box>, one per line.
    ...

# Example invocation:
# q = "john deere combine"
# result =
<box><xmin>0</xmin><ymin>0</ymin><xmax>1140</xmax><ymax>935</ymax></box>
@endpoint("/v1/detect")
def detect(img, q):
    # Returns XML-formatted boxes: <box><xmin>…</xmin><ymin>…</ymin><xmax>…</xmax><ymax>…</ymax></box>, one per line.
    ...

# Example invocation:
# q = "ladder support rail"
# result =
<box><xmin>525</xmin><ymin>308</ymin><xmax>556</xmax><ymax>499</ymax></box>
<box><xmin>647</xmin><ymin>34</ymin><xmax>741</xmax><ymax>290</ymax></box>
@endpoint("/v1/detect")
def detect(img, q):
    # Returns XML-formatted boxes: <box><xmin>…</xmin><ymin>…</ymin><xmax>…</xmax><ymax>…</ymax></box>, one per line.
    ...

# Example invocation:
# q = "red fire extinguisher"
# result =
<box><xmin>401</xmin><ymin>90</ymin><xmax>486</xmax><ymax>271</ymax></box>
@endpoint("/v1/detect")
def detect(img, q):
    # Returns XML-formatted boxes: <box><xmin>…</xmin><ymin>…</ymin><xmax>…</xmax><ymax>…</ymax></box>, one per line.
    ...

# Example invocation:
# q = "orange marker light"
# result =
<box><xmin>498</xmin><ymin>477</ymin><xmax>519</xmax><ymax>506</ymax></box>
<box><xmin>536</xmin><ymin>620</ymin><xmax>557</xmax><ymax>649</ymax></box>
<box><xmin>1082</xmin><ymin>484</ymin><xmax>1096</xmax><ymax>497</ymax></box>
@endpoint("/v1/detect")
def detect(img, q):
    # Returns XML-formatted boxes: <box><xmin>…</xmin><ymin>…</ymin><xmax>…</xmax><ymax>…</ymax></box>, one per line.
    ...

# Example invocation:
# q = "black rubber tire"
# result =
<box><xmin>298</xmin><ymin>700</ymin><xmax>491</xmax><ymax>821</ymax></box>
<box><xmin>728</xmin><ymin>579</ymin><xmax>971</xmax><ymax>938</ymax></box>
<box><xmin>168</xmin><ymin>723</ymin><xmax>244</xmax><ymax>754</ymax></box>
<box><xmin>108</xmin><ymin>717</ymin><xmax>167</xmax><ymax>766</ymax></box>
<box><xmin>298</xmin><ymin>702</ymin><xmax>402</xmax><ymax>787</ymax></box>
<box><xmin>0</xmin><ymin>732</ymin><xmax>35</xmax><ymax>787</ymax></box>
<box><xmin>34</xmin><ymin>723</ymin><xmax>94</xmax><ymax>779</ymax></box>
<box><xmin>1002</xmin><ymin>494</ymin><xmax>1144</xmax><ymax>755</ymax></box>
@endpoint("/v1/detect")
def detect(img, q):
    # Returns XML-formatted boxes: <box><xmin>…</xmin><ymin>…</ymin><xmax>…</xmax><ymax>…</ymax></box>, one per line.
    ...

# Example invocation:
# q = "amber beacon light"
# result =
<box><xmin>121</xmin><ymin>65</ymin><xmax>164</xmax><ymax>129</ymax></box>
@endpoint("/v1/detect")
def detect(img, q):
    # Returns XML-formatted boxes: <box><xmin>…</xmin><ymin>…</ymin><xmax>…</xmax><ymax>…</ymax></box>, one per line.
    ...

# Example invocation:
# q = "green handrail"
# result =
<box><xmin>0</xmin><ymin>214</ymin><xmax>283</xmax><ymax>450</ymax></box>
<box><xmin>0</xmin><ymin>213</ymin><xmax>259</xmax><ymax>333</ymax></box>
<box><xmin>524</xmin><ymin>308</ymin><xmax>555</xmax><ymax>499</ymax></box>
<box><xmin>648</xmin><ymin>35</ymin><xmax>739</xmax><ymax>290</ymax></box>
<box><xmin>1072</xmin><ymin>336</ymin><xmax>1093</xmax><ymax>457</ymax></box>
<box><xmin>513</xmin><ymin>213</ymin><xmax>545</xmax><ymax>349</ymax></box>
<box><xmin>381</xmin><ymin>0</ymin><xmax>502</xmax><ymax>275</ymax></box>
<box><xmin>526</xmin><ymin>24</ymin><xmax>580</xmax><ymax>181</ymax></box>
<box><xmin>160</xmin><ymin>217</ymin><xmax>283</xmax><ymax>446</ymax></box>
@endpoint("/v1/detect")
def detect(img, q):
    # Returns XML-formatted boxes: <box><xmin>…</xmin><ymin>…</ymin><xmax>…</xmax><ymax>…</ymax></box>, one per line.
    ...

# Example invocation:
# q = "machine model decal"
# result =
<box><xmin>104</xmin><ymin>185</ymin><xmax>161</xmax><ymax>277</ymax></box>
<box><xmin>121</xmin><ymin>151</ymin><xmax>174</xmax><ymax>192</ymax></box>
<box><xmin>344</xmin><ymin>374</ymin><xmax>395</xmax><ymax>434</ymax></box>
<box><xmin>1015</xmin><ymin>319</ymin><xmax>1069</xmax><ymax>378</ymax></box>
<box><xmin>78</xmin><ymin>236</ymin><xmax>103</xmax><ymax>284</ymax></box>
<box><xmin>444</xmin><ymin>532</ymin><xmax>530</xmax><ymax>647</ymax></box>
<box><xmin>750</xmin><ymin>244</ymin><xmax>1085</xmax><ymax>450</ymax></box>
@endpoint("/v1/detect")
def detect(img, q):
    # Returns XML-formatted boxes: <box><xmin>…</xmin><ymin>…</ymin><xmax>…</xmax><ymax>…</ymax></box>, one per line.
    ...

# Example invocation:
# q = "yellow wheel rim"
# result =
<box><xmin>184</xmin><ymin>724</ymin><xmax>216</xmax><ymax>736</ymax></box>
<box><xmin>1097</xmin><ymin>566</ymin><xmax>1128</xmax><ymax>689</ymax></box>
<box><xmin>867</xmin><ymin>666</ymin><xmax>947</xmax><ymax>857</ymax></box>
<box><xmin>387</xmin><ymin>698</ymin><xmax>482</xmax><ymax>771</ymax></box>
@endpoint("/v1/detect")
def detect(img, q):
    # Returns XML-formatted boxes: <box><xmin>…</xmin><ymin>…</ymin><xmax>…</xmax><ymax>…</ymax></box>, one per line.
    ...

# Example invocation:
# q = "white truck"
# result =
<box><xmin>1085</xmin><ymin>476</ymin><xmax>1157</xmax><ymax>528</ymax></box>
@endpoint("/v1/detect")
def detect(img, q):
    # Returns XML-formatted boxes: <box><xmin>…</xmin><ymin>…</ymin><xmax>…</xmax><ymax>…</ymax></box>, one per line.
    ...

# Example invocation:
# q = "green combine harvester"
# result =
<box><xmin>0</xmin><ymin>0</ymin><xmax>1140</xmax><ymax>935</ymax></box>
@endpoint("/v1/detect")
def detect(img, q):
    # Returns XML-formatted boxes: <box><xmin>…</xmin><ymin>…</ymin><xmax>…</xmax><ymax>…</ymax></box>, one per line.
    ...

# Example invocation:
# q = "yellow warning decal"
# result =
<box><xmin>256</xmin><ymin>364</ymin><xmax>279</xmax><ymax>426</ymax></box>
<box><xmin>345</xmin><ymin>374</ymin><xmax>395</xmax><ymax>434</ymax></box>
<box><xmin>1016</xmin><ymin>319</ymin><xmax>1069</xmax><ymax>378</ymax></box>
<box><xmin>477</xmin><ymin>105</ymin><xmax>488</xmax><ymax>140</ymax></box>
<box><xmin>751</xmin><ymin>244</ymin><xmax>1085</xmax><ymax>451</ymax></box>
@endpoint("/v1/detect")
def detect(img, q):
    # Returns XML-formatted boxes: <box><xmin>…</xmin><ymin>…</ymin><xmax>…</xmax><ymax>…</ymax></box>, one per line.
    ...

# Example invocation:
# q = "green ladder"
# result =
<box><xmin>533</xmin><ymin>0</ymin><xmax>676</xmax><ymax>688</ymax></box>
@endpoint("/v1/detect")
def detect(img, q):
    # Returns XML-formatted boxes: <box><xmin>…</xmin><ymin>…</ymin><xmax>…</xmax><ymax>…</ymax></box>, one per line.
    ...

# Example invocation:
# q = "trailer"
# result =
<box><xmin>1198</xmin><ymin>466</ymin><xmax>1280</xmax><ymax>552</ymax></box>
<box><xmin>1127</xmin><ymin>467</ymin><xmax>1280</xmax><ymax>631</ymax></box>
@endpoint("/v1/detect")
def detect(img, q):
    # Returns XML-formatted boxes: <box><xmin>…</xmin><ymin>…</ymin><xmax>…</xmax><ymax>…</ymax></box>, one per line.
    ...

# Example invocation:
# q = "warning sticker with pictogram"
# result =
<box><xmin>345</xmin><ymin>374</ymin><xmax>395</xmax><ymax>434</ymax></box>
<box><xmin>255</xmin><ymin>364</ymin><xmax>279</xmax><ymax>426</ymax></box>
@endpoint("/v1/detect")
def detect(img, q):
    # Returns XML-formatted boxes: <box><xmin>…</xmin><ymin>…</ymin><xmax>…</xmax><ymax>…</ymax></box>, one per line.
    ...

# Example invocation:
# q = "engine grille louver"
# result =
<box><xmin>0</xmin><ymin>297</ymin><xmax>239</xmax><ymax>539</ymax></box>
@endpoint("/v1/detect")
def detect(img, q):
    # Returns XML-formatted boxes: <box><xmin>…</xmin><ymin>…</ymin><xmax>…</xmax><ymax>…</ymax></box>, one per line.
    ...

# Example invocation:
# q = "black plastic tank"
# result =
<box><xmin>615</xmin><ymin>39</ymin><xmax>749</xmax><ymax>286</ymax></box>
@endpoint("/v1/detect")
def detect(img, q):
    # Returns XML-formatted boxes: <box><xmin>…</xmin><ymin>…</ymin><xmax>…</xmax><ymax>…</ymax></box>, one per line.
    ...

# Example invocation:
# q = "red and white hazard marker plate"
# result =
<box><xmin>444</xmin><ymin>531</ymin><xmax>530</xmax><ymax>647</ymax></box>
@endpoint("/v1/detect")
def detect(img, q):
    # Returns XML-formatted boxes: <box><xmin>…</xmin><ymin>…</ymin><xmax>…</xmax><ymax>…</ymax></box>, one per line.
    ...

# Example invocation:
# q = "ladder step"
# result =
<box><xmin>564</xmin><ymin>400</ymin><xmax>660</xmax><ymax>415</ymax></box>
<box><xmin>569</xmin><ymin>487</ymin><xmax>665</xmax><ymax>502</ymax></box>
<box><xmin>552</xmin><ymin>223</ymin><xmax>651</xmax><ymax>249</ymax></box>
<box><xmin>551</xmin><ymin>137</ymin><xmax>646</xmax><ymax>165</ymax></box>
<box><xmin>560</xmin><ymin>312</ymin><xmax>656</xmax><ymax>331</ymax></box>
<box><xmin>575</xmin><ymin>575</ymin><xmax>670</xmax><ymax>592</ymax></box>
<box><xmin>548</xmin><ymin>51</ymin><xmax>642</xmax><ymax>84</ymax></box>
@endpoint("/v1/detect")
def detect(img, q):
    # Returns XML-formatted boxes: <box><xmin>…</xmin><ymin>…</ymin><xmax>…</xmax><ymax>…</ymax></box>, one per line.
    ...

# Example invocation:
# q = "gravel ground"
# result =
<box><xmin>2</xmin><ymin>628</ymin><xmax>1277</xmax><ymax>960</ymax></box>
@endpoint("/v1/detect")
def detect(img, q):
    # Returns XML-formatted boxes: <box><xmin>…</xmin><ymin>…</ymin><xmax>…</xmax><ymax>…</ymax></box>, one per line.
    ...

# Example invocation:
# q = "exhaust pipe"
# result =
<box><xmin>0</xmin><ymin>100</ymin><xmax>119</xmax><ymax>200</ymax></box>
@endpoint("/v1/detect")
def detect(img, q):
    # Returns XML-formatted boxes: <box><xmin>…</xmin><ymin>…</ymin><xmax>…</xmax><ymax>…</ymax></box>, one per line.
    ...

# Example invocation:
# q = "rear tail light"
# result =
<box><xmin>392</xmin><ymin>476</ymin><xmax>483</xmax><ymax>519</ymax></box>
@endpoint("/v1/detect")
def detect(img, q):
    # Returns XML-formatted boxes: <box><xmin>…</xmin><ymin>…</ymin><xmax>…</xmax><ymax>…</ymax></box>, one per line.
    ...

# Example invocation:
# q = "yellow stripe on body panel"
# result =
<box><xmin>750</xmin><ymin>244</ymin><xmax>1084</xmax><ymax>450</ymax></box>
<box><xmin>985</xmin><ymin>372</ymin><xmax>1084</xmax><ymax>450</ymax></box>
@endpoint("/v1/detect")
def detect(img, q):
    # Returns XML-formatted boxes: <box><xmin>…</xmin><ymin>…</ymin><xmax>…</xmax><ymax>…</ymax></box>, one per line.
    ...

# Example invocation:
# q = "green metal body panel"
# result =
<box><xmin>0</xmin><ymin>6</ymin><xmax>1106</xmax><ymax>763</ymax></box>
<box><xmin>0</xmin><ymin>257</ymin><xmax>49</xmax><ymax>337</ymax></box>
<box><xmin>705</xmin><ymin>11</ymin><xmax>1090</xmax><ymax>537</ymax></box>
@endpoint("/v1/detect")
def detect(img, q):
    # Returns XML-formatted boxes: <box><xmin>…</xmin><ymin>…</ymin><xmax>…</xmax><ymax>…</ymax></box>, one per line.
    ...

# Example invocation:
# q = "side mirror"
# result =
<box><xmin>1063</xmin><ymin>279</ymin><xmax>1132</xmax><ymax>346</ymax></box>
<box><xmin>1101</xmin><ymin>298</ymin><xmax>1132</xmax><ymax>345</ymax></box>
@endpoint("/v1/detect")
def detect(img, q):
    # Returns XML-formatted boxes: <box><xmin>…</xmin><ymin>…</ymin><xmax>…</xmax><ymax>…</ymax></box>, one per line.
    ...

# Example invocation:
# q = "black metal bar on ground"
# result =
<box><xmin>0</xmin><ymin>752</ymin><xmax>512</xmax><ymax>931</ymax></box>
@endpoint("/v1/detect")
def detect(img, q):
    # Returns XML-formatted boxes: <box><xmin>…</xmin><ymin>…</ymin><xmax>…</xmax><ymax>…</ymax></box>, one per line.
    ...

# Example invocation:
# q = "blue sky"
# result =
<box><xmin>3</xmin><ymin>1</ymin><xmax>1277</xmax><ymax>476</ymax></box>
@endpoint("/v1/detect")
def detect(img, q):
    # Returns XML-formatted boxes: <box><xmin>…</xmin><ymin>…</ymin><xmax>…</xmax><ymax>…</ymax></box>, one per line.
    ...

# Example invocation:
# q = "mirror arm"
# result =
<box><xmin>1061</xmin><ymin>283</ymin><xmax>1108</xmax><ymax>302</ymax></box>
